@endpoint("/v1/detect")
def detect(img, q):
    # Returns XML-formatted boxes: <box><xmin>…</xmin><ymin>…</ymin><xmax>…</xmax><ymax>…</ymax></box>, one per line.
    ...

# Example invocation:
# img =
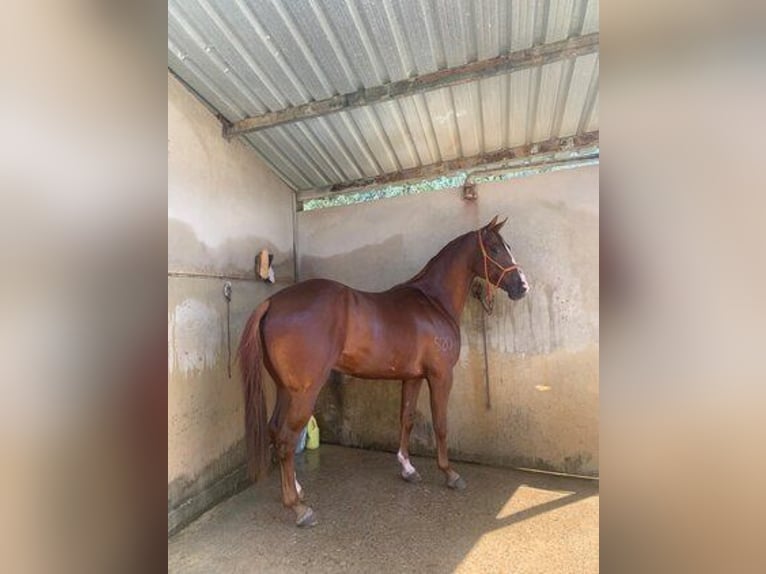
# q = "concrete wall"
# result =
<box><xmin>298</xmin><ymin>165</ymin><xmax>599</xmax><ymax>476</ymax></box>
<box><xmin>167</xmin><ymin>72</ymin><xmax>294</xmax><ymax>532</ymax></box>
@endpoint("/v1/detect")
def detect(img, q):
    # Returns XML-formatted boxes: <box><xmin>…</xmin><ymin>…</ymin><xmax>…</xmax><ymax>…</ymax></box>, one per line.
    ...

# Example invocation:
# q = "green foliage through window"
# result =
<box><xmin>300</xmin><ymin>156</ymin><xmax>598</xmax><ymax>211</ymax></box>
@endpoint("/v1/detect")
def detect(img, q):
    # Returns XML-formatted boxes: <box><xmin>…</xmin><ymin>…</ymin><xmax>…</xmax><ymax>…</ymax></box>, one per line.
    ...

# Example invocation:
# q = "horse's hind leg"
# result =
<box><xmin>268</xmin><ymin>386</ymin><xmax>288</xmax><ymax>460</ymax></box>
<box><xmin>427</xmin><ymin>372</ymin><xmax>466</xmax><ymax>490</ymax></box>
<box><xmin>268</xmin><ymin>386</ymin><xmax>305</xmax><ymax>501</ymax></box>
<box><xmin>274</xmin><ymin>389</ymin><xmax>319</xmax><ymax>526</ymax></box>
<box><xmin>397</xmin><ymin>378</ymin><xmax>423</xmax><ymax>482</ymax></box>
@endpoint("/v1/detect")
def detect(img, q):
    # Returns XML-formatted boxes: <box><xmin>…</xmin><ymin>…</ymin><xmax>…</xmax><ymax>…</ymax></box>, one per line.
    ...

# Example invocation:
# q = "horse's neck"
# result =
<box><xmin>409</xmin><ymin>235</ymin><xmax>474</xmax><ymax>322</ymax></box>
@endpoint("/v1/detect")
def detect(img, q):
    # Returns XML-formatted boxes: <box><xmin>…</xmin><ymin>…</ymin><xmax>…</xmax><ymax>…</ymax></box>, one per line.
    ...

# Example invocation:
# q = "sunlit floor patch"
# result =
<box><xmin>457</xmin><ymin>489</ymin><xmax>599</xmax><ymax>574</ymax></box>
<box><xmin>495</xmin><ymin>484</ymin><xmax>573</xmax><ymax>520</ymax></box>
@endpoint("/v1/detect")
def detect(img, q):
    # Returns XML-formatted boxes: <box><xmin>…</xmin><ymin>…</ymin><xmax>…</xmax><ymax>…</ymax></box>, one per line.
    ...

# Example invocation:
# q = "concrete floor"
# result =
<box><xmin>168</xmin><ymin>445</ymin><xmax>599</xmax><ymax>573</ymax></box>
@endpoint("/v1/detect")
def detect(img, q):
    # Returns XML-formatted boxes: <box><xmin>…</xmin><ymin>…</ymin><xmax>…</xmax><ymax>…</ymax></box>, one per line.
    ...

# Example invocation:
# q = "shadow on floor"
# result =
<box><xmin>168</xmin><ymin>445</ymin><xmax>598</xmax><ymax>573</ymax></box>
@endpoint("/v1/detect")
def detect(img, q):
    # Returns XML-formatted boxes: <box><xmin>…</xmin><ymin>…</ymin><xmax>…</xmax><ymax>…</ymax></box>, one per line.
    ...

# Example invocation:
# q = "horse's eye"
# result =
<box><xmin>491</xmin><ymin>246</ymin><xmax>499</xmax><ymax>254</ymax></box>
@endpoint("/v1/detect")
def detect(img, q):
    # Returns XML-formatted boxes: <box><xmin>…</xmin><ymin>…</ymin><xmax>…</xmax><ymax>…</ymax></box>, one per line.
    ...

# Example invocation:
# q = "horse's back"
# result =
<box><xmin>264</xmin><ymin>278</ymin><xmax>352</xmax><ymax>333</ymax></box>
<box><xmin>270</xmin><ymin>277</ymin><xmax>349</xmax><ymax>306</ymax></box>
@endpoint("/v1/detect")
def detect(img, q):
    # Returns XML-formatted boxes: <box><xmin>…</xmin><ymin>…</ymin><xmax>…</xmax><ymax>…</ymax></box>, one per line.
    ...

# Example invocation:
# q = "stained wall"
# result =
<box><xmin>168</xmin><ymin>72</ymin><xmax>293</xmax><ymax>532</ymax></box>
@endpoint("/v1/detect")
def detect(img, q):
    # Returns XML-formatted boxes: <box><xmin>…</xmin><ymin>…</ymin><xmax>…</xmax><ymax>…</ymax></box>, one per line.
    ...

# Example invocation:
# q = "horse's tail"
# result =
<box><xmin>238</xmin><ymin>299</ymin><xmax>271</xmax><ymax>482</ymax></box>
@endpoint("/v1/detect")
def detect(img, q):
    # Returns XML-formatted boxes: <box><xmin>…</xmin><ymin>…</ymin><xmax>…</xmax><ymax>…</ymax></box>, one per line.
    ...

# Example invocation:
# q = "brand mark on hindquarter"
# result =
<box><xmin>434</xmin><ymin>336</ymin><xmax>454</xmax><ymax>353</ymax></box>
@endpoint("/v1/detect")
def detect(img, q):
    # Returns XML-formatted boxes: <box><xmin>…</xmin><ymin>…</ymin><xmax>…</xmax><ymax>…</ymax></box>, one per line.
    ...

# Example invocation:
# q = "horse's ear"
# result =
<box><xmin>485</xmin><ymin>215</ymin><xmax>499</xmax><ymax>229</ymax></box>
<box><xmin>493</xmin><ymin>217</ymin><xmax>508</xmax><ymax>232</ymax></box>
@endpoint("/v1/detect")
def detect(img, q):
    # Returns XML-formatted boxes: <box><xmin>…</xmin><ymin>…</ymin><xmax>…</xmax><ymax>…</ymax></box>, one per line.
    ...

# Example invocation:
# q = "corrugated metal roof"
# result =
<box><xmin>168</xmin><ymin>0</ymin><xmax>599</xmax><ymax>192</ymax></box>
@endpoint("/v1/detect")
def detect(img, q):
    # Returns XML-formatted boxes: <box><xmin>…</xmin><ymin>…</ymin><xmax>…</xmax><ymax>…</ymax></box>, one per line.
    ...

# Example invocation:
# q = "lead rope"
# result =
<box><xmin>480</xmin><ymin>303</ymin><xmax>492</xmax><ymax>410</ymax></box>
<box><xmin>471</xmin><ymin>281</ymin><xmax>492</xmax><ymax>410</ymax></box>
<box><xmin>223</xmin><ymin>281</ymin><xmax>232</xmax><ymax>378</ymax></box>
<box><xmin>479</xmin><ymin>286</ymin><xmax>495</xmax><ymax>314</ymax></box>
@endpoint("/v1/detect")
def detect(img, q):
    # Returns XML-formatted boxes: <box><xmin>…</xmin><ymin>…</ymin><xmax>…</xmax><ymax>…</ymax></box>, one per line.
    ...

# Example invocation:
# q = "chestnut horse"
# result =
<box><xmin>238</xmin><ymin>216</ymin><xmax>528</xmax><ymax>526</ymax></box>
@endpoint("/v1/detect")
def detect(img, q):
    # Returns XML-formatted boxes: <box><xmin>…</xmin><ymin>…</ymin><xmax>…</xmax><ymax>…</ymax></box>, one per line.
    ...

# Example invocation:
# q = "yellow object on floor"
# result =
<box><xmin>306</xmin><ymin>416</ymin><xmax>320</xmax><ymax>449</ymax></box>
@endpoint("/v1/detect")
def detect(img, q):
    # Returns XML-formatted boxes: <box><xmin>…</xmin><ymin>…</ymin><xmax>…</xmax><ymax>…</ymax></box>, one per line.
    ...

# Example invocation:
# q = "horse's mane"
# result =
<box><xmin>394</xmin><ymin>231</ymin><xmax>472</xmax><ymax>288</ymax></box>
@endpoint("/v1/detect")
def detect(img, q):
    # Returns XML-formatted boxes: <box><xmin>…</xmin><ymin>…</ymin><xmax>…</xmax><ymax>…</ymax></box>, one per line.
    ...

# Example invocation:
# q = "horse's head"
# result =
<box><xmin>473</xmin><ymin>215</ymin><xmax>529</xmax><ymax>301</ymax></box>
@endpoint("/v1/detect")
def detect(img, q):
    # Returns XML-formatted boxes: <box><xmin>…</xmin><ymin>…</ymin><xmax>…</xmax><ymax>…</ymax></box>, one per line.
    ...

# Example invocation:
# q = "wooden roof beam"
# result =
<box><xmin>224</xmin><ymin>33</ymin><xmax>599</xmax><ymax>138</ymax></box>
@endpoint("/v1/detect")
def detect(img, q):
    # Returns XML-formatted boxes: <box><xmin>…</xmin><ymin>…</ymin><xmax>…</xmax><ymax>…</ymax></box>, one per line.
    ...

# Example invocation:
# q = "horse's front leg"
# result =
<box><xmin>427</xmin><ymin>372</ymin><xmax>466</xmax><ymax>490</ymax></box>
<box><xmin>397</xmin><ymin>378</ymin><xmax>423</xmax><ymax>482</ymax></box>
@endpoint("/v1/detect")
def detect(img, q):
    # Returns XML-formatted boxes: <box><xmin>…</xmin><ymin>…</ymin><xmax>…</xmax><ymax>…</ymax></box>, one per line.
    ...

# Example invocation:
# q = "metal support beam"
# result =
<box><xmin>300</xmin><ymin>131</ymin><xmax>599</xmax><ymax>198</ymax></box>
<box><xmin>224</xmin><ymin>33</ymin><xmax>599</xmax><ymax>138</ymax></box>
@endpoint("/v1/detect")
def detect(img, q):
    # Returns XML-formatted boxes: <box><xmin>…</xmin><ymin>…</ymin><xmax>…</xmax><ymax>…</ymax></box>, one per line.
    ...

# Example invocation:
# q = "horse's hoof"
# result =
<box><xmin>447</xmin><ymin>475</ymin><xmax>467</xmax><ymax>490</ymax></box>
<box><xmin>295</xmin><ymin>506</ymin><xmax>317</xmax><ymax>528</ymax></box>
<box><xmin>401</xmin><ymin>470</ymin><xmax>422</xmax><ymax>483</ymax></box>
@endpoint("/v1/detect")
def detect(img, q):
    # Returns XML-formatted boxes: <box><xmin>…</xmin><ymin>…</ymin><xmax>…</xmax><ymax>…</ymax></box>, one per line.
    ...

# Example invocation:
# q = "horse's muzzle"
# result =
<box><xmin>506</xmin><ymin>279</ymin><xmax>529</xmax><ymax>301</ymax></box>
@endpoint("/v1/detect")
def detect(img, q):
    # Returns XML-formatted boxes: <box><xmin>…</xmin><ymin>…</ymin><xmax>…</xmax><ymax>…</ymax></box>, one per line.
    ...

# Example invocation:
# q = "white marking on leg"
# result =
<box><xmin>295</xmin><ymin>477</ymin><xmax>303</xmax><ymax>497</ymax></box>
<box><xmin>397</xmin><ymin>449</ymin><xmax>417</xmax><ymax>477</ymax></box>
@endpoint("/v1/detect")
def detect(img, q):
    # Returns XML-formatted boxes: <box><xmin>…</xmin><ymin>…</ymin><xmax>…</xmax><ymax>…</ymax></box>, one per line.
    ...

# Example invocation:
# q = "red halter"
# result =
<box><xmin>477</xmin><ymin>230</ymin><xmax>519</xmax><ymax>313</ymax></box>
